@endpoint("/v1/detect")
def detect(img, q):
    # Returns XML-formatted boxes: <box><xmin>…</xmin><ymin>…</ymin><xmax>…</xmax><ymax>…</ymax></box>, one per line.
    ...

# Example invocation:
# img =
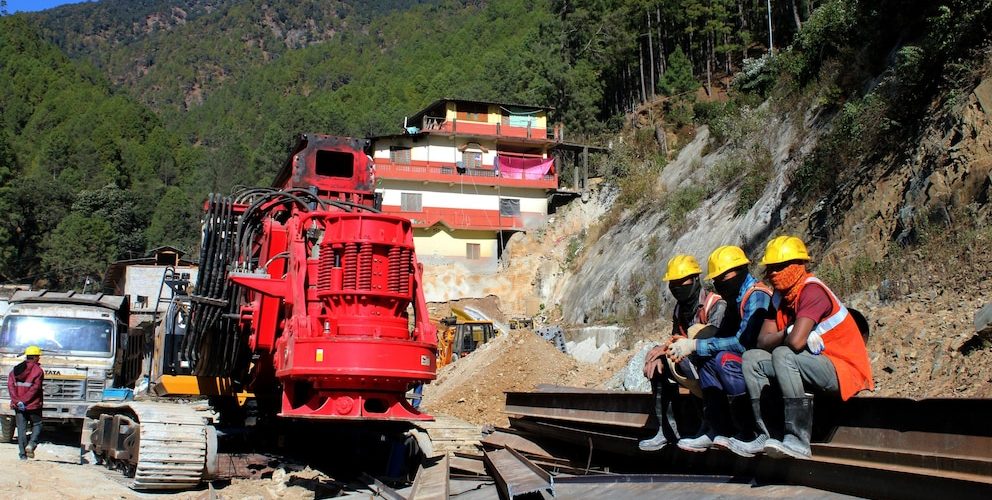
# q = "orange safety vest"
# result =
<box><xmin>739</xmin><ymin>281</ymin><xmax>773</xmax><ymax>318</ymax></box>
<box><xmin>774</xmin><ymin>277</ymin><xmax>874</xmax><ymax>400</ymax></box>
<box><xmin>674</xmin><ymin>290</ymin><xmax>722</xmax><ymax>335</ymax></box>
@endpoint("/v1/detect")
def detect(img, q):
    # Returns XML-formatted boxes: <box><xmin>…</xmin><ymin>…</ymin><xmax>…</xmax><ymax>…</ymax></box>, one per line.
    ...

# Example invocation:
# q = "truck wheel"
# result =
<box><xmin>0</xmin><ymin>416</ymin><xmax>13</xmax><ymax>443</ymax></box>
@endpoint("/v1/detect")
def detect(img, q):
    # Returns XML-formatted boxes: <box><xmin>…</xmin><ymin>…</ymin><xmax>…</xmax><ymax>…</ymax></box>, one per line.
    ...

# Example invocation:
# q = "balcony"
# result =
<box><xmin>381</xmin><ymin>205</ymin><xmax>532</xmax><ymax>232</ymax></box>
<box><xmin>376</xmin><ymin>160</ymin><xmax>558</xmax><ymax>189</ymax></box>
<box><xmin>421</xmin><ymin>116</ymin><xmax>562</xmax><ymax>142</ymax></box>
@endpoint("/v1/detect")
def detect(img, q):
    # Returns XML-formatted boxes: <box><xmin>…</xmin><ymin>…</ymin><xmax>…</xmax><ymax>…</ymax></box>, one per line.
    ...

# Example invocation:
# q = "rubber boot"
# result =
<box><xmin>726</xmin><ymin>398</ymin><xmax>769</xmax><ymax>457</ymax></box>
<box><xmin>764</xmin><ymin>397</ymin><xmax>812</xmax><ymax>459</ymax></box>
<box><xmin>677</xmin><ymin>390</ymin><xmax>728</xmax><ymax>452</ymax></box>
<box><xmin>639</xmin><ymin>377</ymin><xmax>680</xmax><ymax>451</ymax></box>
<box><xmin>713</xmin><ymin>394</ymin><xmax>756</xmax><ymax>451</ymax></box>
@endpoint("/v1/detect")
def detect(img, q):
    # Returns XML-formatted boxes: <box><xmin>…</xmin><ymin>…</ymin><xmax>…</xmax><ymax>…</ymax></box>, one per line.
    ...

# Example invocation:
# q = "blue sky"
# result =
<box><xmin>5</xmin><ymin>0</ymin><xmax>96</xmax><ymax>13</ymax></box>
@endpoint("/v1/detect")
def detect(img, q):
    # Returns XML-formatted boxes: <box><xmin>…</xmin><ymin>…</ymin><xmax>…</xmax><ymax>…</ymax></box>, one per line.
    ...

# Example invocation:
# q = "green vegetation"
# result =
<box><xmin>663</xmin><ymin>184</ymin><xmax>707</xmax><ymax>230</ymax></box>
<box><xmin>1</xmin><ymin>0</ymin><xmax>990</xmax><ymax>292</ymax></box>
<box><xmin>0</xmin><ymin>16</ymin><xmax>193</xmax><ymax>287</ymax></box>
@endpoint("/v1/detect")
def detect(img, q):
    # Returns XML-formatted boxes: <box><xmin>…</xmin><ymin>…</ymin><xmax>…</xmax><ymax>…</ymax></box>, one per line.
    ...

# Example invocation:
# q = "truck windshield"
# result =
<box><xmin>0</xmin><ymin>316</ymin><xmax>114</xmax><ymax>356</ymax></box>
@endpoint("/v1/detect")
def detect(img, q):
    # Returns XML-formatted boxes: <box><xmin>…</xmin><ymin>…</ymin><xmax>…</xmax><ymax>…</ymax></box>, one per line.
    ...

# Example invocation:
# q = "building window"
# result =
<box><xmin>401</xmin><ymin>193</ymin><xmax>422</xmax><ymax>212</ymax></box>
<box><xmin>456</xmin><ymin>102</ymin><xmax>488</xmax><ymax>122</ymax></box>
<box><xmin>390</xmin><ymin>146</ymin><xmax>411</xmax><ymax>164</ymax></box>
<box><xmin>462</xmin><ymin>151</ymin><xmax>483</xmax><ymax>169</ymax></box>
<box><xmin>499</xmin><ymin>198</ymin><xmax>520</xmax><ymax>217</ymax></box>
<box><xmin>466</xmin><ymin>243</ymin><xmax>481</xmax><ymax>260</ymax></box>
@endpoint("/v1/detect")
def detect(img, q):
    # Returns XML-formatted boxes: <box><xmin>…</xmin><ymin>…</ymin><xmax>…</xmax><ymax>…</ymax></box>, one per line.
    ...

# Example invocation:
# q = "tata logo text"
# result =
<box><xmin>44</xmin><ymin>370</ymin><xmax>62</xmax><ymax>376</ymax></box>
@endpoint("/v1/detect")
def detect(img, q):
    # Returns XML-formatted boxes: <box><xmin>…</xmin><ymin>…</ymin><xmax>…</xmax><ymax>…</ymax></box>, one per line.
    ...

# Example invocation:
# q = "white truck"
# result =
<box><xmin>0</xmin><ymin>290</ymin><xmax>142</xmax><ymax>441</ymax></box>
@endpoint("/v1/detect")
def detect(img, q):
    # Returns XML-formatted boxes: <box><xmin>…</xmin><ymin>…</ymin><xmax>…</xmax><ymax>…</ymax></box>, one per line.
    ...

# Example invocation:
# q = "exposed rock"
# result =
<box><xmin>976</xmin><ymin>303</ymin><xmax>992</xmax><ymax>336</ymax></box>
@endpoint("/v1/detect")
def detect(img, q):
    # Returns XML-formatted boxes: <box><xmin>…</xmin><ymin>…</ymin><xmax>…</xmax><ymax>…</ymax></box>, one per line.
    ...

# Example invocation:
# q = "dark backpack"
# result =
<box><xmin>849</xmin><ymin>308</ymin><xmax>870</xmax><ymax>342</ymax></box>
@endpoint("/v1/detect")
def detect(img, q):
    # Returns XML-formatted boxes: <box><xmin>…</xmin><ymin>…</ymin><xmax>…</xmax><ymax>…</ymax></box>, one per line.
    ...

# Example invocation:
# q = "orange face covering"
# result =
<box><xmin>769</xmin><ymin>263</ymin><xmax>809</xmax><ymax>306</ymax></box>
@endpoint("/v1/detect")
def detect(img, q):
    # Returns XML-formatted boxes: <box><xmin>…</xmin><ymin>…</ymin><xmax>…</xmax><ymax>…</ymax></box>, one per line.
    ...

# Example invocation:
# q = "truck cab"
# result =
<box><xmin>0</xmin><ymin>291</ymin><xmax>140</xmax><ymax>435</ymax></box>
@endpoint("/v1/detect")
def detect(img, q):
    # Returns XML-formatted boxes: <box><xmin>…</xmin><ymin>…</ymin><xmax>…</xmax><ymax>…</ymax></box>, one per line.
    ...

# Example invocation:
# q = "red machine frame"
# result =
<box><xmin>219</xmin><ymin>134</ymin><xmax>437</xmax><ymax>420</ymax></box>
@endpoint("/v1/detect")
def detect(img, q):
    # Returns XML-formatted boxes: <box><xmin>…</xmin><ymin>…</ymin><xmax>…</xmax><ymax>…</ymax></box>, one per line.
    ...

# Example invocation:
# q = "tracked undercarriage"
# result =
<box><xmin>81</xmin><ymin>402</ymin><xmax>217</xmax><ymax>490</ymax></box>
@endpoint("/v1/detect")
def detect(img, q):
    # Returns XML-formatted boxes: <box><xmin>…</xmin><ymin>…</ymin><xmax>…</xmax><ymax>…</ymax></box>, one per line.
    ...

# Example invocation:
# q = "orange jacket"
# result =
<box><xmin>775</xmin><ymin>277</ymin><xmax>874</xmax><ymax>400</ymax></box>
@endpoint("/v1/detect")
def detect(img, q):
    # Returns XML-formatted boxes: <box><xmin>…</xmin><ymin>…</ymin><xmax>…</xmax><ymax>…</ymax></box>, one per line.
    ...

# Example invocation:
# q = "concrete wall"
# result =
<box><xmin>414</xmin><ymin>228</ymin><xmax>498</xmax><ymax>261</ymax></box>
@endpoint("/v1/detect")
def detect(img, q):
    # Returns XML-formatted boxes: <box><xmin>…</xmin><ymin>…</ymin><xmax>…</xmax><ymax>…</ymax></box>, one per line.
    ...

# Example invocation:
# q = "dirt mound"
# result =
<box><xmin>421</xmin><ymin>329</ymin><xmax>617</xmax><ymax>427</ymax></box>
<box><xmin>429</xmin><ymin>295</ymin><xmax>506</xmax><ymax>324</ymax></box>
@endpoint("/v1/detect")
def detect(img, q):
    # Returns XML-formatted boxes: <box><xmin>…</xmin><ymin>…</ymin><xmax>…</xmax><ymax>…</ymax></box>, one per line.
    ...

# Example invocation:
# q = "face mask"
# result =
<box><xmin>714</xmin><ymin>271</ymin><xmax>748</xmax><ymax>300</ymax></box>
<box><xmin>669</xmin><ymin>277</ymin><xmax>700</xmax><ymax>304</ymax></box>
<box><xmin>769</xmin><ymin>263</ymin><xmax>807</xmax><ymax>292</ymax></box>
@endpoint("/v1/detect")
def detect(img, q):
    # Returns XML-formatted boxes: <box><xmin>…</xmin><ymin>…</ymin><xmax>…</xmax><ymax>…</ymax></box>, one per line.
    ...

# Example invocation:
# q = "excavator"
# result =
<box><xmin>435</xmin><ymin>315</ymin><xmax>497</xmax><ymax>368</ymax></box>
<box><xmin>79</xmin><ymin>134</ymin><xmax>438</xmax><ymax>489</ymax></box>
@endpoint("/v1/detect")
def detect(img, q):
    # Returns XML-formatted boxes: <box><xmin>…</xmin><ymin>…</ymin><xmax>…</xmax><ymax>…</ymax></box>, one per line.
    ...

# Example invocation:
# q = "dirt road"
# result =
<box><xmin>0</xmin><ymin>434</ymin><xmax>340</xmax><ymax>500</ymax></box>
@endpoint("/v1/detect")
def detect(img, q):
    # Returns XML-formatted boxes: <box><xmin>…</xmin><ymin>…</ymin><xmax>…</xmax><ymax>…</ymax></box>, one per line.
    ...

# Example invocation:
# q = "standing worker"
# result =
<box><xmin>737</xmin><ymin>236</ymin><xmax>874</xmax><ymax>459</ymax></box>
<box><xmin>639</xmin><ymin>255</ymin><xmax>726</xmax><ymax>451</ymax></box>
<box><xmin>680</xmin><ymin>246</ymin><xmax>773</xmax><ymax>454</ymax></box>
<box><xmin>7</xmin><ymin>346</ymin><xmax>44</xmax><ymax>460</ymax></box>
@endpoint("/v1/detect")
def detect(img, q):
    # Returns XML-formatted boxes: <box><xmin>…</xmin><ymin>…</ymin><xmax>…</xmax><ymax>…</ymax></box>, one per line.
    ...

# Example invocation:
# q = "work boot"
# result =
<box><xmin>677</xmin><ymin>430</ymin><xmax>713</xmax><ymax>452</ymax></box>
<box><xmin>25</xmin><ymin>443</ymin><xmax>35</xmax><ymax>459</ymax></box>
<box><xmin>639</xmin><ymin>377</ymin><xmax>680</xmax><ymax>451</ymax></box>
<box><xmin>638</xmin><ymin>428</ymin><xmax>668</xmax><ymax>451</ymax></box>
<box><xmin>726</xmin><ymin>398</ymin><xmax>770</xmax><ymax>457</ymax></box>
<box><xmin>764</xmin><ymin>397</ymin><xmax>813</xmax><ymax>459</ymax></box>
<box><xmin>677</xmin><ymin>390</ymin><xmax>728</xmax><ymax>453</ymax></box>
<box><xmin>713</xmin><ymin>394</ymin><xmax>756</xmax><ymax>451</ymax></box>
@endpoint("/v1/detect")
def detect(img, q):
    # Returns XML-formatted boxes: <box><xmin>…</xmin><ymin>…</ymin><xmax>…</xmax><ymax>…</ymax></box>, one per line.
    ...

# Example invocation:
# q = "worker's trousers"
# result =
<box><xmin>15</xmin><ymin>409</ymin><xmax>42</xmax><ymax>458</ymax></box>
<box><xmin>742</xmin><ymin>346</ymin><xmax>839</xmax><ymax>399</ymax></box>
<box><xmin>697</xmin><ymin>351</ymin><xmax>746</xmax><ymax>397</ymax></box>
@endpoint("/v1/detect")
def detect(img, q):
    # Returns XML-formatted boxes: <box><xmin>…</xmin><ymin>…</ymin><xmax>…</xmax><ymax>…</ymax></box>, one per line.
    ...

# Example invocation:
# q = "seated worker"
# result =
<box><xmin>639</xmin><ymin>255</ymin><xmax>726</xmax><ymax>451</ymax></box>
<box><xmin>736</xmin><ymin>236</ymin><xmax>874</xmax><ymax>459</ymax></box>
<box><xmin>680</xmin><ymin>245</ymin><xmax>773</xmax><ymax>454</ymax></box>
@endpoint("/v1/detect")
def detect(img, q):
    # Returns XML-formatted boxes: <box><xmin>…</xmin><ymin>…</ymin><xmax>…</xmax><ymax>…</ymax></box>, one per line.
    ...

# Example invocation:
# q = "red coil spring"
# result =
<box><xmin>400</xmin><ymin>248</ymin><xmax>412</xmax><ymax>295</ymax></box>
<box><xmin>342</xmin><ymin>243</ymin><xmax>358</xmax><ymax>289</ymax></box>
<box><xmin>387</xmin><ymin>246</ymin><xmax>402</xmax><ymax>293</ymax></box>
<box><xmin>358</xmin><ymin>242</ymin><xmax>373</xmax><ymax>290</ymax></box>
<box><xmin>317</xmin><ymin>243</ymin><xmax>334</xmax><ymax>291</ymax></box>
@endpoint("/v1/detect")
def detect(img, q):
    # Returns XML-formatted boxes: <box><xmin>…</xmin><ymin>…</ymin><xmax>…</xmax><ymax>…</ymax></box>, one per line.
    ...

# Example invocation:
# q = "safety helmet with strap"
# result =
<box><xmin>759</xmin><ymin>235</ymin><xmax>811</xmax><ymax>266</ymax></box>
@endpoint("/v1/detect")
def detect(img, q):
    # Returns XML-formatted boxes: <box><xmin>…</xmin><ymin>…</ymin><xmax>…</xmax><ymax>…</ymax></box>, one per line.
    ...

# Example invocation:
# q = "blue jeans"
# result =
<box><xmin>15</xmin><ymin>409</ymin><xmax>42</xmax><ymax>458</ymax></box>
<box><xmin>697</xmin><ymin>351</ymin><xmax>747</xmax><ymax>397</ymax></box>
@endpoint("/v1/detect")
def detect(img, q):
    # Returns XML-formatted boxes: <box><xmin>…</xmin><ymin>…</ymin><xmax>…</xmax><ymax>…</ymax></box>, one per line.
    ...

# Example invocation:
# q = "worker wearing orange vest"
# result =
<box><xmin>734</xmin><ymin>236</ymin><xmax>874</xmax><ymax>459</ymax></box>
<box><xmin>639</xmin><ymin>255</ymin><xmax>726</xmax><ymax>451</ymax></box>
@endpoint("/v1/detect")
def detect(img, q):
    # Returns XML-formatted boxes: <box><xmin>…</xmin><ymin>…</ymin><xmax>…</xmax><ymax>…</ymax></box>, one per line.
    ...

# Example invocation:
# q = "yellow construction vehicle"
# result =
<box><xmin>435</xmin><ymin>316</ymin><xmax>496</xmax><ymax>368</ymax></box>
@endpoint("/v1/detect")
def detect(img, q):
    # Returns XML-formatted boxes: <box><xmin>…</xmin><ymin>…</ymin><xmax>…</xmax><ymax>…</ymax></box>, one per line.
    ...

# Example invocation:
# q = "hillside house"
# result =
<box><xmin>370</xmin><ymin>99</ymin><xmax>562</xmax><ymax>273</ymax></box>
<box><xmin>102</xmin><ymin>246</ymin><xmax>198</xmax><ymax>329</ymax></box>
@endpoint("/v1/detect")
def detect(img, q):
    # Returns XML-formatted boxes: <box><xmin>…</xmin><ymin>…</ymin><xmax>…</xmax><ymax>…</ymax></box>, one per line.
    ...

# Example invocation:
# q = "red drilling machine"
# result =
<box><xmin>81</xmin><ymin>134</ymin><xmax>438</xmax><ymax>489</ymax></box>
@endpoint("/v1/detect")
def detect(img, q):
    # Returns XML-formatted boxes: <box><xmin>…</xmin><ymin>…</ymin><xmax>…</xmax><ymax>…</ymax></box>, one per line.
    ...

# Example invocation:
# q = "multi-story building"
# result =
<box><xmin>370</xmin><ymin>99</ymin><xmax>561</xmax><ymax>274</ymax></box>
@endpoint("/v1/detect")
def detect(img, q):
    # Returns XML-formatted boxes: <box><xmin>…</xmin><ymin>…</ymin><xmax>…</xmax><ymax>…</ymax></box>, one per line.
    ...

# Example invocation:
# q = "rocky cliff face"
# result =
<box><xmin>447</xmin><ymin>72</ymin><xmax>992</xmax><ymax>397</ymax></box>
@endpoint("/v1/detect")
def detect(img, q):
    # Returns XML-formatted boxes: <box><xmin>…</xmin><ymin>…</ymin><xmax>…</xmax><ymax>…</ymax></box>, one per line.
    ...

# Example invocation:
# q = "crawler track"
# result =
<box><xmin>81</xmin><ymin>402</ymin><xmax>215</xmax><ymax>490</ymax></box>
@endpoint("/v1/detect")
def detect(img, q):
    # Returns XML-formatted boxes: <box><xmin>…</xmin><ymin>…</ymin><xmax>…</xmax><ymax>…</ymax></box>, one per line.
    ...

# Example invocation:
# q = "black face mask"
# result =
<box><xmin>669</xmin><ymin>279</ymin><xmax>699</xmax><ymax>304</ymax></box>
<box><xmin>671</xmin><ymin>278</ymin><xmax>701</xmax><ymax>329</ymax></box>
<box><xmin>714</xmin><ymin>271</ymin><xmax>748</xmax><ymax>302</ymax></box>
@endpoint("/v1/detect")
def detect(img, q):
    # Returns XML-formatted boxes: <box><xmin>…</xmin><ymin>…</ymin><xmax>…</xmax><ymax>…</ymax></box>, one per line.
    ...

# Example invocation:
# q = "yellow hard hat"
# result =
<box><xmin>759</xmin><ymin>236</ymin><xmax>811</xmax><ymax>266</ymax></box>
<box><xmin>24</xmin><ymin>345</ymin><xmax>42</xmax><ymax>356</ymax></box>
<box><xmin>705</xmin><ymin>245</ymin><xmax>750</xmax><ymax>280</ymax></box>
<box><xmin>662</xmin><ymin>254</ymin><xmax>702</xmax><ymax>282</ymax></box>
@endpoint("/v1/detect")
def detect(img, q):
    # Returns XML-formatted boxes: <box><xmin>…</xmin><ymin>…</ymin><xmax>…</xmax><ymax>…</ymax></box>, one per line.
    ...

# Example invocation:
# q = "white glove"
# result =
<box><xmin>807</xmin><ymin>331</ymin><xmax>824</xmax><ymax>354</ymax></box>
<box><xmin>668</xmin><ymin>337</ymin><xmax>696</xmax><ymax>359</ymax></box>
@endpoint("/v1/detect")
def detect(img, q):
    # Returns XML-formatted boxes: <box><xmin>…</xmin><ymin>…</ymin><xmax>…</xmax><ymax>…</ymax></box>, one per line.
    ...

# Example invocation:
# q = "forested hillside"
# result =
<box><xmin>3</xmin><ymin>0</ymin><xmax>988</xmax><ymax>296</ymax></box>
<box><xmin>0</xmin><ymin>15</ymin><xmax>200</xmax><ymax>286</ymax></box>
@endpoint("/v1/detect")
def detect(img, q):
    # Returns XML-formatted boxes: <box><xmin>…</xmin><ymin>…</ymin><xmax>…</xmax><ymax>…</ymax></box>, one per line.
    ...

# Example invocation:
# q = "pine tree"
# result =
<box><xmin>658</xmin><ymin>46</ymin><xmax>698</xmax><ymax>96</ymax></box>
